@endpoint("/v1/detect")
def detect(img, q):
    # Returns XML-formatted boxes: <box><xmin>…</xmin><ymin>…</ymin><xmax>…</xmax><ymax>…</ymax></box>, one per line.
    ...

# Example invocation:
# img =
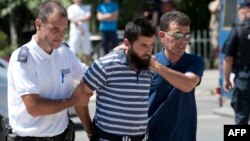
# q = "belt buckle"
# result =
<box><xmin>122</xmin><ymin>136</ymin><xmax>131</xmax><ymax>141</ymax></box>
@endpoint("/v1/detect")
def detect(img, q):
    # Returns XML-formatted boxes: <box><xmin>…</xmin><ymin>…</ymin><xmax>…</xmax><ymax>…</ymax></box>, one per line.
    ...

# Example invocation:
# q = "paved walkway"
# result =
<box><xmin>195</xmin><ymin>69</ymin><xmax>234</xmax><ymax>118</ymax></box>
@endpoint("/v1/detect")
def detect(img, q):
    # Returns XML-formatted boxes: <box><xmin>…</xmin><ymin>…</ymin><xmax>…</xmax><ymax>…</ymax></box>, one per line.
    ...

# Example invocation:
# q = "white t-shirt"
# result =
<box><xmin>7</xmin><ymin>36</ymin><xmax>87</xmax><ymax>137</ymax></box>
<box><xmin>67</xmin><ymin>4</ymin><xmax>91</xmax><ymax>36</ymax></box>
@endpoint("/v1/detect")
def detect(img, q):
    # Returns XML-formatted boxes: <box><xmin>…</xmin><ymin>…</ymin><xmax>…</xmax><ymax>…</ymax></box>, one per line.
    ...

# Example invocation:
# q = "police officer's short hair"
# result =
<box><xmin>37</xmin><ymin>1</ymin><xmax>67</xmax><ymax>23</ymax></box>
<box><xmin>239</xmin><ymin>2</ymin><xmax>250</xmax><ymax>10</ymax></box>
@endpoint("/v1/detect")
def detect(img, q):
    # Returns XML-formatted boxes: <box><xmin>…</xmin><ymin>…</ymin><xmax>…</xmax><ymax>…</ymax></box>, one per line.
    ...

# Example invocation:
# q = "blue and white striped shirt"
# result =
<box><xmin>83</xmin><ymin>50</ymin><xmax>153</xmax><ymax>136</ymax></box>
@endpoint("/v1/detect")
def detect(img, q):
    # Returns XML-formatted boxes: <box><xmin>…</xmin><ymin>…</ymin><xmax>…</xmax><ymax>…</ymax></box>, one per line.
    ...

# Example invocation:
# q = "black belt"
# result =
<box><xmin>15</xmin><ymin>119</ymin><xmax>75</xmax><ymax>141</ymax></box>
<box><xmin>91</xmin><ymin>123</ymin><xmax>146</xmax><ymax>141</ymax></box>
<box><xmin>16</xmin><ymin>131</ymin><xmax>65</xmax><ymax>141</ymax></box>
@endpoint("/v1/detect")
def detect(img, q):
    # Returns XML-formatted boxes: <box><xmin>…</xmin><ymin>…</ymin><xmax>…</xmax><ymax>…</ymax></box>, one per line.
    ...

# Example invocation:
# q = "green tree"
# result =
<box><xmin>0</xmin><ymin>0</ymin><xmax>212</xmax><ymax>52</ymax></box>
<box><xmin>175</xmin><ymin>0</ymin><xmax>211</xmax><ymax>30</ymax></box>
<box><xmin>0</xmin><ymin>0</ymin><xmax>40</xmax><ymax>49</ymax></box>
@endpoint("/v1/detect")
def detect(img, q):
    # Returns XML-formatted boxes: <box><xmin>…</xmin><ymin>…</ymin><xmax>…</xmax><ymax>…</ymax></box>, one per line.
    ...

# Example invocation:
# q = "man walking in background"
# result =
<box><xmin>222</xmin><ymin>2</ymin><xmax>250</xmax><ymax>125</ymax></box>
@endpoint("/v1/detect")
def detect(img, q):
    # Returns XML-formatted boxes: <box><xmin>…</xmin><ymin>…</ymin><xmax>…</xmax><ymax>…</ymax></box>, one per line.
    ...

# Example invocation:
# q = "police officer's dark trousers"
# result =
<box><xmin>231</xmin><ymin>68</ymin><xmax>250</xmax><ymax>124</ymax></box>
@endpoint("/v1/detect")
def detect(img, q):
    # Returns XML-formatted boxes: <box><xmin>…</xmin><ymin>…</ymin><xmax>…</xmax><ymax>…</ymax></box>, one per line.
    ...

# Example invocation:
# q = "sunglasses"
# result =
<box><xmin>165</xmin><ymin>32</ymin><xmax>191</xmax><ymax>40</ymax></box>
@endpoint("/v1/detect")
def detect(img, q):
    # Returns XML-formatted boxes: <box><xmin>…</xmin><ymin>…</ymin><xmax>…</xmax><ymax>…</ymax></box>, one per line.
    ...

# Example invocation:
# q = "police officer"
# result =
<box><xmin>222</xmin><ymin>2</ymin><xmax>250</xmax><ymax>125</ymax></box>
<box><xmin>7</xmin><ymin>1</ymin><xmax>89</xmax><ymax>141</ymax></box>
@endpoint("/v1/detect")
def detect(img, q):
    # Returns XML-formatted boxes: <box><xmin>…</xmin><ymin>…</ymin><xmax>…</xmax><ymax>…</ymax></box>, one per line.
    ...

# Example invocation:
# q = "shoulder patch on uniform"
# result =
<box><xmin>17</xmin><ymin>46</ymin><xmax>29</xmax><ymax>63</ymax></box>
<box><xmin>62</xmin><ymin>42</ymin><xmax>70</xmax><ymax>48</ymax></box>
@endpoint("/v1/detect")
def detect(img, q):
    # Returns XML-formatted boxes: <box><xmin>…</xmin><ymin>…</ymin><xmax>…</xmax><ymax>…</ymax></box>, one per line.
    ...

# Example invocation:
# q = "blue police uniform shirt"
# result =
<box><xmin>148</xmin><ymin>50</ymin><xmax>205</xmax><ymax>141</ymax></box>
<box><xmin>97</xmin><ymin>1</ymin><xmax>119</xmax><ymax>31</ymax></box>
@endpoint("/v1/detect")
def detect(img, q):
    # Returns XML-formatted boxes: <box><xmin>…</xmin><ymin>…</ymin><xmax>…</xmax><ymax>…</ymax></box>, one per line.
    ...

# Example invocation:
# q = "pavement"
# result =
<box><xmin>195</xmin><ymin>69</ymin><xmax>234</xmax><ymax>118</ymax></box>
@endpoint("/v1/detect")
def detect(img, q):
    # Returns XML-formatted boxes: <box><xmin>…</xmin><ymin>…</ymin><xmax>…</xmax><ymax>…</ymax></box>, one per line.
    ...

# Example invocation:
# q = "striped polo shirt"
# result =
<box><xmin>83</xmin><ymin>50</ymin><xmax>153</xmax><ymax>136</ymax></box>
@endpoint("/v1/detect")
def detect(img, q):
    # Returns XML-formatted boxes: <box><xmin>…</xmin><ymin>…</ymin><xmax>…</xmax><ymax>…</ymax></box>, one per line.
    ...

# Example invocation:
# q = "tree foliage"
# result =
<box><xmin>0</xmin><ymin>0</ymin><xmax>39</xmax><ymax>49</ymax></box>
<box><xmin>175</xmin><ymin>0</ymin><xmax>211</xmax><ymax>30</ymax></box>
<box><xmin>0</xmin><ymin>0</ymin><xmax>212</xmax><ymax>51</ymax></box>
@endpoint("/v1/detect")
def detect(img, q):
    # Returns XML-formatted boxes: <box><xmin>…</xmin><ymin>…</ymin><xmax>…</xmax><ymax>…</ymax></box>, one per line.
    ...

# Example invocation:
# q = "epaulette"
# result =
<box><xmin>17</xmin><ymin>46</ymin><xmax>29</xmax><ymax>63</ymax></box>
<box><xmin>62</xmin><ymin>42</ymin><xmax>70</xmax><ymax>48</ymax></box>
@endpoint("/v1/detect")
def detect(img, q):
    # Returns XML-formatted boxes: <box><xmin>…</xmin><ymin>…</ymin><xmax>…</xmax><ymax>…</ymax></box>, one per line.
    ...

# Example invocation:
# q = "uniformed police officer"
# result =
<box><xmin>222</xmin><ymin>2</ymin><xmax>250</xmax><ymax>125</ymax></box>
<box><xmin>6</xmin><ymin>1</ymin><xmax>89</xmax><ymax>141</ymax></box>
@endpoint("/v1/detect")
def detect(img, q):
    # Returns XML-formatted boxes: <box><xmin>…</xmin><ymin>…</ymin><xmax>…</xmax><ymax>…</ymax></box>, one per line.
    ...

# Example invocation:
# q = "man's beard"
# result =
<box><xmin>127</xmin><ymin>48</ymin><xmax>150</xmax><ymax>71</ymax></box>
